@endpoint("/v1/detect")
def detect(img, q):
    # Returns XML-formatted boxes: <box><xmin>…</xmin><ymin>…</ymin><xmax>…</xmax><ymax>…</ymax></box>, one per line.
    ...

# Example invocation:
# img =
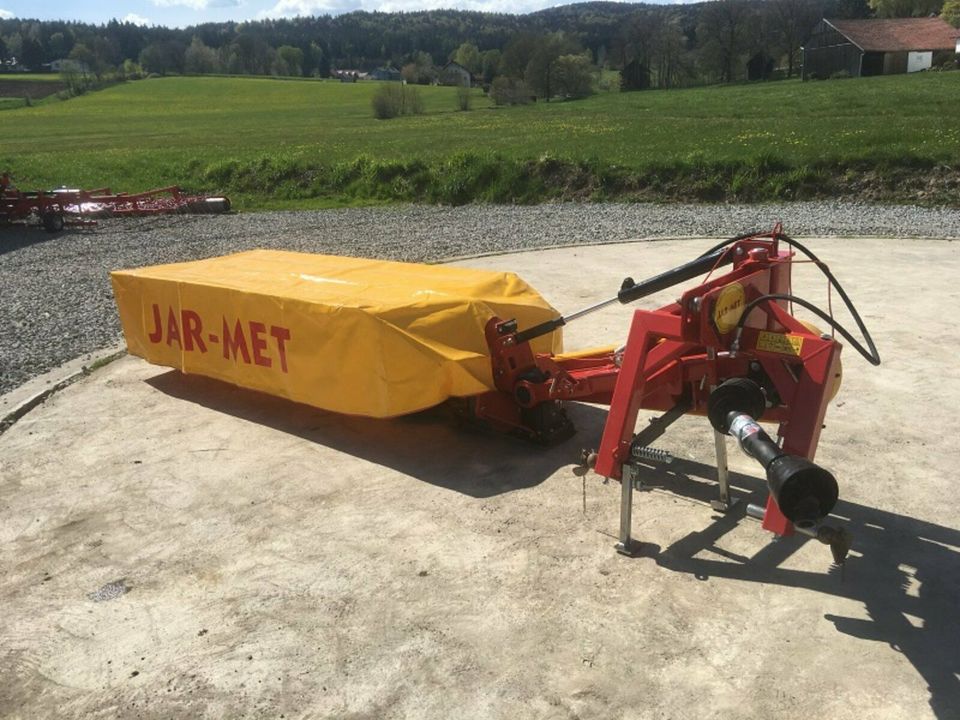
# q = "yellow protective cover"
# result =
<box><xmin>111</xmin><ymin>249</ymin><xmax>562</xmax><ymax>418</ymax></box>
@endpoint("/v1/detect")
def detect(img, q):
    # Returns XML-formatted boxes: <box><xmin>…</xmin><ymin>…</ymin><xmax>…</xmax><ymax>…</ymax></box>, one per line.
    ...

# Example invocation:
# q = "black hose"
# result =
<box><xmin>736</xmin><ymin>293</ymin><xmax>881</xmax><ymax>366</ymax></box>
<box><xmin>701</xmin><ymin>229</ymin><xmax>880</xmax><ymax>366</ymax></box>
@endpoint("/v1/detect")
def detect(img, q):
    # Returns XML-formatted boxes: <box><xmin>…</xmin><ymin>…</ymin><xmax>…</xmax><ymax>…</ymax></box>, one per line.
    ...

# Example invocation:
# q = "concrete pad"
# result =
<box><xmin>2</xmin><ymin>237</ymin><xmax>959</xmax><ymax>719</ymax></box>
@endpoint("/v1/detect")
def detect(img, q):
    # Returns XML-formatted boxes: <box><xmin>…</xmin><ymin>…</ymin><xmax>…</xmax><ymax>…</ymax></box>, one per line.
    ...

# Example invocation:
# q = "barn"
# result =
<box><xmin>439</xmin><ymin>61</ymin><xmax>474</xmax><ymax>88</ymax></box>
<box><xmin>802</xmin><ymin>17</ymin><xmax>960</xmax><ymax>80</ymax></box>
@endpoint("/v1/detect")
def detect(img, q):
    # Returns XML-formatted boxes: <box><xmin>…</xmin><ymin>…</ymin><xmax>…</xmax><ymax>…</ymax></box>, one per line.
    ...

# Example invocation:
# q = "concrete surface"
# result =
<box><xmin>1</xmin><ymin>237</ymin><xmax>959</xmax><ymax>719</ymax></box>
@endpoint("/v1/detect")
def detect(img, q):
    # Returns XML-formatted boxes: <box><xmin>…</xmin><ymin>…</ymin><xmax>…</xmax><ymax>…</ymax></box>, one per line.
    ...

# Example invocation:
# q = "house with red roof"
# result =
<box><xmin>802</xmin><ymin>17</ymin><xmax>960</xmax><ymax>79</ymax></box>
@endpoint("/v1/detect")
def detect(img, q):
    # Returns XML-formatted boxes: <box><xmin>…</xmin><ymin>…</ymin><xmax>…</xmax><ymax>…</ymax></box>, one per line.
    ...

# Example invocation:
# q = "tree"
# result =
<box><xmin>64</xmin><ymin>43</ymin><xmax>96</xmax><ymax>92</ymax></box>
<box><xmin>524</xmin><ymin>33</ymin><xmax>582</xmax><ymax>101</ymax></box>
<box><xmin>20</xmin><ymin>36</ymin><xmax>44</xmax><ymax>71</ymax></box>
<box><xmin>621</xmin><ymin>59</ymin><xmax>651</xmax><ymax>91</ymax></box>
<box><xmin>222</xmin><ymin>34</ymin><xmax>276</xmax><ymax>76</ymax></box>
<box><xmin>500</xmin><ymin>33</ymin><xmax>539</xmax><ymax>78</ymax></box>
<box><xmin>616</xmin><ymin>10</ymin><xmax>692</xmax><ymax>90</ymax></box>
<box><xmin>184</xmin><ymin>37</ymin><xmax>220</xmax><ymax>74</ymax></box>
<box><xmin>697</xmin><ymin>0</ymin><xmax>753</xmax><ymax>83</ymax></box>
<box><xmin>868</xmin><ymin>0</ymin><xmax>943</xmax><ymax>16</ymax></box>
<box><xmin>823</xmin><ymin>0</ymin><xmax>871</xmax><ymax>17</ymax></box>
<box><xmin>452</xmin><ymin>42</ymin><xmax>481</xmax><ymax>74</ymax></box>
<box><xmin>277</xmin><ymin>45</ymin><xmax>304</xmax><ymax>76</ymax></box>
<box><xmin>48</xmin><ymin>31</ymin><xmax>73</xmax><ymax>59</ymax></box>
<box><xmin>770</xmin><ymin>0</ymin><xmax>823</xmax><ymax>78</ymax></box>
<box><xmin>371</xmin><ymin>83</ymin><xmax>424</xmax><ymax>119</ymax></box>
<box><xmin>481</xmin><ymin>48</ymin><xmax>501</xmax><ymax>83</ymax></box>
<box><xmin>489</xmin><ymin>76</ymin><xmax>532</xmax><ymax>105</ymax></box>
<box><xmin>401</xmin><ymin>50</ymin><xmax>434</xmax><ymax>84</ymax></box>
<box><xmin>91</xmin><ymin>36</ymin><xmax>121</xmax><ymax>78</ymax></box>
<box><xmin>552</xmin><ymin>54</ymin><xmax>594</xmax><ymax>98</ymax></box>
<box><xmin>943</xmin><ymin>0</ymin><xmax>960</xmax><ymax>25</ymax></box>
<box><xmin>139</xmin><ymin>41</ymin><xmax>185</xmax><ymax>75</ymax></box>
<box><xmin>122</xmin><ymin>58</ymin><xmax>143</xmax><ymax>79</ymax></box>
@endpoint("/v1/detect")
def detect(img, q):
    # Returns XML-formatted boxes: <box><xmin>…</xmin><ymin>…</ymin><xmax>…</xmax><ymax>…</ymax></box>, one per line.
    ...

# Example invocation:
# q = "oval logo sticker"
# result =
<box><xmin>713</xmin><ymin>283</ymin><xmax>745</xmax><ymax>334</ymax></box>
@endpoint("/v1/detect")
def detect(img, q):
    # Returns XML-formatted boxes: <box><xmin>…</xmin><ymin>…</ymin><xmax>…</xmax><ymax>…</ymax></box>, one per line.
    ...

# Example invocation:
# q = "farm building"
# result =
<box><xmin>802</xmin><ymin>17</ymin><xmax>960</xmax><ymax>80</ymax></box>
<box><xmin>370</xmin><ymin>66</ymin><xmax>402</xmax><ymax>82</ymax></box>
<box><xmin>439</xmin><ymin>61</ymin><xmax>474</xmax><ymax>87</ymax></box>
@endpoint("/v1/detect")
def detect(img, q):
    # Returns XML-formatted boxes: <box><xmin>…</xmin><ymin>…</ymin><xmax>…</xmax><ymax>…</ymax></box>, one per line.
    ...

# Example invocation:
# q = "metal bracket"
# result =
<box><xmin>615</xmin><ymin>463</ymin><xmax>641</xmax><ymax>556</ymax></box>
<box><xmin>615</xmin><ymin>399</ymin><xmax>690</xmax><ymax>558</ymax></box>
<box><xmin>710</xmin><ymin>429</ymin><xmax>739</xmax><ymax>513</ymax></box>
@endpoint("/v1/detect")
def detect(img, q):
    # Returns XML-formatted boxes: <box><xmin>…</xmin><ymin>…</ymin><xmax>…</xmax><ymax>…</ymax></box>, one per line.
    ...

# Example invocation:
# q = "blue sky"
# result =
<box><xmin>0</xmin><ymin>0</ymin><xmax>655</xmax><ymax>28</ymax></box>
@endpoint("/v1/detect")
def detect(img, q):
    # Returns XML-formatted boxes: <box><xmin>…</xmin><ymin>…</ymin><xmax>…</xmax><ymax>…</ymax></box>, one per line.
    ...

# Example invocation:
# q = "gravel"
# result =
<box><xmin>2</xmin><ymin>201</ymin><xmax>959</xmax><ymax>396</ymax></box>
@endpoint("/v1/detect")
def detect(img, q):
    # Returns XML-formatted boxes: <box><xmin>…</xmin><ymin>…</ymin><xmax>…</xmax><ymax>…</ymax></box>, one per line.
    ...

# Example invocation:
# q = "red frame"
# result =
<box><xmin>477</xmin><ymin>229</ymin><xmax>842</xmax><ymax>537</ymax></box>
<box><xmin>1</xmin><ymin>173</ymin><xmax>228</xmax><ymax>227</ymax></box>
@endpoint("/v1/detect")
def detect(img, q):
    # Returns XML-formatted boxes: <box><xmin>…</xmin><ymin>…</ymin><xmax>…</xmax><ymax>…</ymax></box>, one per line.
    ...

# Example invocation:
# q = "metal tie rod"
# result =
<box><xmin>513</xmin><ymin>246</ymin><xmax>733</xmax><ymax>345</ymax></box>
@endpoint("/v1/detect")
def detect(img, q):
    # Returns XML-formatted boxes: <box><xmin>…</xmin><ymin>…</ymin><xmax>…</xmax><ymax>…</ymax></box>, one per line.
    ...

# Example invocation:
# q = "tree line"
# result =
<box><xmin>1</xmin><ymin>0</ymin><xmax>956</xmax><ymax>95</ymax></box>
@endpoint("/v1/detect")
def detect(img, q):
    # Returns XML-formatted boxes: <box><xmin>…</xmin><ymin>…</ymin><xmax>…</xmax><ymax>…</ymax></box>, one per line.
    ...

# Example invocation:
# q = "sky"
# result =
<box><xmin>0</xmin><ymin>0</ymin><xmax>655</xmax><ymax>28</ymax></box>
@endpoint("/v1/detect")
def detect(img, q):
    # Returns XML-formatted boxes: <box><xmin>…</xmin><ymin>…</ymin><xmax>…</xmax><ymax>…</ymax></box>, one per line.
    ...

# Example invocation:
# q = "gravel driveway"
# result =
<box><xmin>2</xmin><ymin>202</ymin><xmax>959</xmax><ymax>396</ymax></box>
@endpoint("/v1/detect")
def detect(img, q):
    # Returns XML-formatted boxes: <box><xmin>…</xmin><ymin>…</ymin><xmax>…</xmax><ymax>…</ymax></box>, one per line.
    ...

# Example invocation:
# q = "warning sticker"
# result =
<box><xmin>756</xmin><ymin>331</ymin><xmax>804</xmax><ymax>356</ymax></box>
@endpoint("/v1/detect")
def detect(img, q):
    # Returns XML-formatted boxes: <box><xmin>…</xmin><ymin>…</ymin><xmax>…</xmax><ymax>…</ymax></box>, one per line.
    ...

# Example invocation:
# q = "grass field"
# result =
<box><xmin>1</xmin><ymin>73</ymin><xmax>957</xmax><ymax>207</ymax></box>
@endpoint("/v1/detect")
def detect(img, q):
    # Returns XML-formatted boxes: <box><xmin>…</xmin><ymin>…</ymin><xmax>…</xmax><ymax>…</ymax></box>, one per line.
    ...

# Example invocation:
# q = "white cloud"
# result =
<box><xmin>0</xmin><ymin>8</ymin><xmax>15</xmax><ymax>18</ymax></box>
<box><xmin>257</xmin><ymin>0</ymin><xmax>344</xmax><ymax>18</ymax></box>
<box><xmin>151</xmin><ymin>0</ymin><xmax>240</xmax><ymax>9</ymax></box>
<box><xmin>123</xmin><ymin>13</ymin><xmax>152</xmax><ymax>25</ymax></box>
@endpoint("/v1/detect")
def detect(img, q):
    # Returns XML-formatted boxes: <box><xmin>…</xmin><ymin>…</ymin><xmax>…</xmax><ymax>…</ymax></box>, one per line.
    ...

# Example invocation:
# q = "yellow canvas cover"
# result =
<box><xmin>111</xmin><ymin>249</ymin><xmax>562</xmax><ymax>418</ymax></box>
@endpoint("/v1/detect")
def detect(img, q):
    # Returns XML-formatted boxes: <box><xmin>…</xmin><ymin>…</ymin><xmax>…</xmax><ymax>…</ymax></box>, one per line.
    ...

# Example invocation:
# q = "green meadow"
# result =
<box><xmin>1</xmin><ymin>73</ymin><xmax>957</xmax><ymax>207</ymax></box>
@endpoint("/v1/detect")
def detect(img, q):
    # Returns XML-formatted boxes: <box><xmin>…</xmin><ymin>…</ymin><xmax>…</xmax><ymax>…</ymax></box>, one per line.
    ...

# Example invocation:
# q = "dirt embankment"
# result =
<box><xmin>0</xmin><ymin>79</ymin><xmax>66</xmax><ymax>99</ymax></box>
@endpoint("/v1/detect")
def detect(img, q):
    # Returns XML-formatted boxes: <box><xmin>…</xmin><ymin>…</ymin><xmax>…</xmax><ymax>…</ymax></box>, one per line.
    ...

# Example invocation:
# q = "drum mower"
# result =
<box><xmin>112</xmin><ymin>225</ymin><xmax>878</xmax><ymax>567</ymax></box>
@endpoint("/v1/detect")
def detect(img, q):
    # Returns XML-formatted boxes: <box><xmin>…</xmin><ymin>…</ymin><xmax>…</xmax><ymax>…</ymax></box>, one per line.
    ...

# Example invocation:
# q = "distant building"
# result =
<box><xmin>370</xmin><ymin>66</ymin><xmax>402</xmax><ymax>82</ymax></box>
<box><xmin>439</xmin><ymin>61</ymin><xmax>474</xmax><ymax>88</ymax></box>
<box><xmin>746</xmin><ymin>52</ymin><xmax>775</xmax><ymax>81</ymax></box>
<box><xmin>331</xmin><ymin>69</ymin><xmax>367</xmax><ymax>82</ymax></box>
<box><xmin>802</xmin><ymin>17</ymin><xmax>960</xmax><ymax>80</ymax></box>
<box><xmin>43</xmin><ymin>59</ymin><xmax>89</xmax><ymax>74</ymax></box>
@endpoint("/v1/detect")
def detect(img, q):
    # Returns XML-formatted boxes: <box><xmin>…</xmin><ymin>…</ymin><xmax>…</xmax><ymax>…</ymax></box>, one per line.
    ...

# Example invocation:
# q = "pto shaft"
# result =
<box><xmin>707</xmin><ymin>378</ymin><xmax>839</xmax><ymax>528</ymax></box>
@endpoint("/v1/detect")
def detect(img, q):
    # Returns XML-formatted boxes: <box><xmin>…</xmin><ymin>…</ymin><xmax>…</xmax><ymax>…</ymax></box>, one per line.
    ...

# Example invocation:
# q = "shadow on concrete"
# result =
<box><xmin>146</xmin><ymin>370</ymin><xmax>609</xmax><ymax>498</ymax></box>
<box><xmin>633</xmin><ymin>457</ymin><xmax>960</xmax><ymax>720</ymax></box>
<box><xmin>147</xmin><ymin>370</ymin><xmax>959</xmax><ymax>717</ymax></box>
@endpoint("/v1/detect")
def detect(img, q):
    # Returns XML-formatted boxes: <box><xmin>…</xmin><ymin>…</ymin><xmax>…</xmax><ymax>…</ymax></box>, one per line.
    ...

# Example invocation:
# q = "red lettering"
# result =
<box><xmin>181</xmin><ymin>310</ymin><xmax>206</xmax><ymax>353</ymax></box>
<box><xmin>270</xmin><ymin>326</ymin><xmax>291</xmax><ymax>373</ymax></box>
<box><xmin>249</xmin><ymin>322</ymin><xmax>271</xmax><ymax>368</ymax></box>
<box><xmin>222</xmin><ymin>318</ymin><xmax>250</xmax><ymax>363</ymax></box>
<box><xmin>166</xmin><ymin>307</ymin><xmax>181</xmax><ymax>348</ymax></box>
<box><xmin>148</xmin><ymin>304</ymin><xmax>163</xmax><ymax>343</ymax></box>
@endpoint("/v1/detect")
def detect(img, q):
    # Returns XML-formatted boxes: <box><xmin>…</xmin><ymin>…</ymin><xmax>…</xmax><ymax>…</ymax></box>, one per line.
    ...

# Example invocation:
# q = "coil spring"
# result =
<box><xmin>630</xmin><ymin>445</ymin><xmax>674</xmax><ymax>464</ymax></box>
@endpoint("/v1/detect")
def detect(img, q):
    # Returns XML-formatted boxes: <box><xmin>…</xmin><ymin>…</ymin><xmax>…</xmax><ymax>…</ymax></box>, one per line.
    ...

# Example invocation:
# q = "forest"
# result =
<box><xmin>1</xmin><ymin>0</ymin><xmax>957</xmax><ymax>93</ymax></box>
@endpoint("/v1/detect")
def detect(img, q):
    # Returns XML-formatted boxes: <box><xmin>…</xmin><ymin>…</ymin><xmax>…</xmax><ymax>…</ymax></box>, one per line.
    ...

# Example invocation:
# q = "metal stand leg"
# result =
<box><xmin>710</xmin><ymin>430</ymin><xmax>738</xmax><ymax>512</ymax></box>
<box><xmin>615</xmin><ymin>464</ymin><xmax>639</xmax><ymax>556</ymax></box>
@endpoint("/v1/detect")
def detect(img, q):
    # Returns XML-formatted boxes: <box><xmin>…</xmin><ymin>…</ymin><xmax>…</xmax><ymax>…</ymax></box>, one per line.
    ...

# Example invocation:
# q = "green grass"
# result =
<box><xmin>1</xmin><ymin>74</ymin><xmax>957</xmax><ymax>207</ymax></box>
<box><xmin>0</xmin><ymin>73</ymin><xmax>63</xmax><ymax>82</ymax></box>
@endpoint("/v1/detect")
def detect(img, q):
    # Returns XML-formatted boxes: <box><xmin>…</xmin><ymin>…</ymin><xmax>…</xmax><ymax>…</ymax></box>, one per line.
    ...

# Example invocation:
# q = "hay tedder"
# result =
<box><xmin>112</xmin><ymin>225</ymin><xmax>879</xmax><ymax>567</ymax></box>
<box><xmin>1</xmin><ymin>173</ymin><xmax>230</xmax><ymax>231</ymax></box>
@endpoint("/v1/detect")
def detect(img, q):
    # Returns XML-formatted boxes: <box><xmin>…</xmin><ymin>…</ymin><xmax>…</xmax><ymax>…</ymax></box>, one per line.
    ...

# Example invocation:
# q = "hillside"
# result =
<box><xmin>1</xmin><ymin>73</ymin><xmax>957</xmax><ymax>207</ymax></box>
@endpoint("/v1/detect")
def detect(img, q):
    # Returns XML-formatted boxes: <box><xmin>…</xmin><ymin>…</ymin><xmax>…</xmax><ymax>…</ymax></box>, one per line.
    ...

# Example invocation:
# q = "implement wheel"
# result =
<box><xmin>42</xmin><ymin>212</ymin><xmax>64</xmax><ymax>233</ymax></box>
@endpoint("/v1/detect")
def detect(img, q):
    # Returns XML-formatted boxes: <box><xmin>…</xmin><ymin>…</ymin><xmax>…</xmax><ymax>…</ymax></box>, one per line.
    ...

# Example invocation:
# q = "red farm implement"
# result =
<box><xmin>0</xmin><ymin>173</ymin><xmax>230</xmax><ymax>231</ymax></box>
